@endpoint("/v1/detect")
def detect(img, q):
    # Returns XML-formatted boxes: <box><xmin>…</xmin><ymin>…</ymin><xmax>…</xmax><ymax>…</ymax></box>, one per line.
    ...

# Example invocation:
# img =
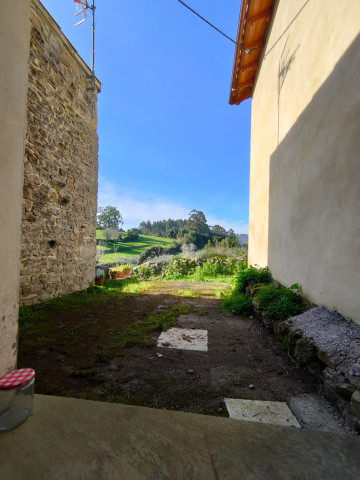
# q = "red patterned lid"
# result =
<box><xmin>0</xmin><ymin>368</ymin><xmax>35</xmax><ymax>390</ymax></box>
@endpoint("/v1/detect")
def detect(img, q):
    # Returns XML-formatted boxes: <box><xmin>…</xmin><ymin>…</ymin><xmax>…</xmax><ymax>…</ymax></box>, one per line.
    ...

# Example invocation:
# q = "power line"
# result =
<box><xmin>177</xmin><ymin>0</ymin><xmax>251</xmax><ymax>54</ymax></box>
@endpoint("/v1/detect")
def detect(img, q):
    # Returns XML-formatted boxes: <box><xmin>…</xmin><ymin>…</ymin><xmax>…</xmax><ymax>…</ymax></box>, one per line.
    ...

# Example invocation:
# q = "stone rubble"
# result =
<box><xmin>274</xmin><ymin>307</ymin><xmax>360</xmax><ymax>432</ymax></box>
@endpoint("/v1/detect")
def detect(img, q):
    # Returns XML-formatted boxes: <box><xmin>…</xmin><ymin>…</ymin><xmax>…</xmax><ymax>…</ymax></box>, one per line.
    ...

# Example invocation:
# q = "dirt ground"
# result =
<box><xmin>18</xmin><ymin>281</ymin><xmax>321</xmax><ymax>418</ymax></box>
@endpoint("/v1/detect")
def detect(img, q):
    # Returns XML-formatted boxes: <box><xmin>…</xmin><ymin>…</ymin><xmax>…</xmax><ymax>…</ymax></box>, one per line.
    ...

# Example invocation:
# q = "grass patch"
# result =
<box><xmin>120</xmin><ymin>280</ymin><xmax>156</xmax><ymax>295</ymax></box>
<box><xmin>107</xmin><ymin>304</ymin><xmax>194</xmax><ymax>357</ymax></box>
<box><xmin>175</xmin><ymin>289</ymin><xmax>198</xmax><ymax>298</ymax></box>
<box><xmin>18</xmin><ymin>281</ymin><xmax>134</xmax><ymax>350</ymax></box>
<box><xmin>18</xmin><ymin>278</ymin><xmax>213</xmax><ymax>355</ymax></box>
<box><xmin>96</xmin><ymin>233</ymin><xmax>174</xmax><ymax>263</ymax></box>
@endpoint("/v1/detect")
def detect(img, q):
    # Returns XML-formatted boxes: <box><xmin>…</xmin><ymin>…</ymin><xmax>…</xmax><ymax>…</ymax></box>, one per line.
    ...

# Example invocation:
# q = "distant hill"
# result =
<box><xmin>237</xmin><ymin>234</ymin><xmax>248</xmax><ymax>244</ymax></box>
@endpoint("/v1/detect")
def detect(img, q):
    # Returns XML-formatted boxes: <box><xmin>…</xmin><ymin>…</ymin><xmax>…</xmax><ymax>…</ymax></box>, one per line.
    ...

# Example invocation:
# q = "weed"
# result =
<box><xmin>221</xmin><ymin>293</ymin><xmax>253</xmax><ymax>315</ymax></box>
<box><xmin>253</xmin><ymin>283</ymin><xmax>302</xmax><ymax>320</ymax></box>
<box><xmin>279</xmin><ymin>334</ymin><xmax>290</xmax><ymax>350</ymax></box>
<box><xmin>232</xmin><ymin>266</ymin><xmax>272</xmax><ymax>294</ymax></box>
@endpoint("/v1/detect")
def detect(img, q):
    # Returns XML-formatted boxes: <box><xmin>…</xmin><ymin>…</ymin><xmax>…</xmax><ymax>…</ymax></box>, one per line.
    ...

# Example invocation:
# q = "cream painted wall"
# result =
<box><xmin>0</xmin><ymin>1</ymin><xmax>31</xmax><ymax>374</ymax></box>
<box><xmin>249</xmin><ymin>0</ymin><xmax>360</xmax><ymax>323</ymax></box>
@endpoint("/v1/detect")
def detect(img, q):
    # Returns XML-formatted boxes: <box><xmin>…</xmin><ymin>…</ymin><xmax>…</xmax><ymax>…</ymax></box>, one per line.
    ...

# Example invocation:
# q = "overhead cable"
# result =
<box><xmin>177</xmin><ymin>0</ymin><xmax>251</xmax><ymax>54</ymax></box>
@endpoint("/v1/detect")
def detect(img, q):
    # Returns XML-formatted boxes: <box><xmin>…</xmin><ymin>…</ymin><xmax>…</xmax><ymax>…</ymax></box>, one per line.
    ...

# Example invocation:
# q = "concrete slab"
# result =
<box><xmin>157</xmin><ymin>328</ymin><xmax>208</xmax><ymax>351</ymax></box>
<box><xmin>225</xmin><ymin>398</ymin><xmax>300</xmax><ymax>427</ymax></box>
<box><xmin>0</xmin><ymin>395</ymin><xmax>360</xmax><ymax>479</ymax></box>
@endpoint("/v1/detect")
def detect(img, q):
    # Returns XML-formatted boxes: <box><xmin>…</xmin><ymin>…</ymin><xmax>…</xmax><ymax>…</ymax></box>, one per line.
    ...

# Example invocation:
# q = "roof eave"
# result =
<box><xmin>229</xmin><ymin>0</ymin><xmax>275</xmax><ymax>105</ymax></box>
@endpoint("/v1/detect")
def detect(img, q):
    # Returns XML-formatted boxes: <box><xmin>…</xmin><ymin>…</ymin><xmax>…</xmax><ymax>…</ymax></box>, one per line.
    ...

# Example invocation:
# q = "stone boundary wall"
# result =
<box><xmin>256</xmin><ymin>305</ymin><xmax>360</xmax><ymax>433</ymax></box>
<box><xmin>20</xmin><ymin>0</ymin><xmax>101</xmax><ymax>305</ymax></box>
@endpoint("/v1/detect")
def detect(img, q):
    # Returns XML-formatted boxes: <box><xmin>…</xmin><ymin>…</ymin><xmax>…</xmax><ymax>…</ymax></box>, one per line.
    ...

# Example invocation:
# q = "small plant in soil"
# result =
<box><xmin>222</xmin><ymin>266</ymin><xmax>304</xmax><ymax>321</ymax></box>
<box><xmin>232</xmin><ymin>266</ymin><xmax>272</xmax><ymax>294</ymax></box>
<box><xmin>221</xmin><ymin>293</ymin><xmax>253</xmax><ymax>315</ymax></box>
<box><xmin>253</xmin><ymin>283</ymin><xmax>302</xmax><ymax>320</ymax></box>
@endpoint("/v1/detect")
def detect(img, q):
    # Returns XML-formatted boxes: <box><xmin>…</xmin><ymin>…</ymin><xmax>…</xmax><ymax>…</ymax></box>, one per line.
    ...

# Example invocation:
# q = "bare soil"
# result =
<box><xmin>18</xmin><ymin>281</ymin><xmax>321</xmax><ymax>417</ymax></box>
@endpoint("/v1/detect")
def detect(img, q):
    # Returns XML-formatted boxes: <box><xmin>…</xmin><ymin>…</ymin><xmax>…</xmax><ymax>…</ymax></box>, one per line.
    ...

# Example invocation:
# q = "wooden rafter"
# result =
<box><xmin>248</xmin><ymin>8</ymin><xmax>272</xmax><ymax>25</ymax></box>
<box><xmin>239</xmin><ymin>60</ymin><xmax>259</xmax><ymax>73</ymax></box>
<box><xmin>229</xmin><ymin>0</ymin><xmax>275</xmax><ymax>105</ymax></box>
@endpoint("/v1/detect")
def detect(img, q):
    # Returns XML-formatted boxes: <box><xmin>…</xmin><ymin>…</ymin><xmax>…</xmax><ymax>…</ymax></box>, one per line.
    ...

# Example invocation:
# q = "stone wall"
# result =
<box><xmin>20</xmin><ymin>0</ymin><xmax>100</xmax><ymax>305</ymax></box>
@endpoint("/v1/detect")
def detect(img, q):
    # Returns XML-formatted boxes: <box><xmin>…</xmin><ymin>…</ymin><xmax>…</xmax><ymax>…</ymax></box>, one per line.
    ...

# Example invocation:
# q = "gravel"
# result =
<box><xmin>286</xmin><ymin>307</ymin><xmax>360</xmax><ymax>378</ymax></box>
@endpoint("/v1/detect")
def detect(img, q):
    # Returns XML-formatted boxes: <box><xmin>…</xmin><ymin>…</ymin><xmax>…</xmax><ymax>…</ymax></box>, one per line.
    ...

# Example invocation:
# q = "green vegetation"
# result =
<box><xmin>233</xmin><ymin>266</ymin><xmax>272</xmax><ymax>294</ymax></box>
<box><xmin>221</xmin><ymin>266</ymin><xmax>304</xmax><ymax>320</ymax></box>
<box><xmin>253</xmin><ymin>283</ymin><xmax>302</xmax><ymax>319</ymax></box>
<box><xmin>175</xmin><ymin>289</ymin><xmax>198</xmax><ymax>297</ymax></box>
<box><xmin>97</xmin><ymin>206</ymin><xmax>123</xmax><ymax>229</ymax></box>
<box><xmin>96</xmin><ymin>233</ymin><xmax>174</xmax><ymax>264</ymax></box>
<box><xmin>106</xmin><ymin>304</ymin><xmax>208</xmax><ymax>357</ymax></box>
<box><xmin>133</xmin><ymin>256</ymin><xmax>245</xmax><ymax>284</ymax></box>
<box><xmin>221</xmin><ymin>293</ymin><xmax>253</xmax><ymax>315</ymax></box>
<box><xmin>96</xmin><ymin>206</ymin><xmax>247</xmax><ymax>266</ymax></box>
<box><xmin>18</xmin><ymin>286</ymin><xmax>126</xmax><ymax>351</ymax></box>
<box><xmin>137</xmin><ymin>210</ymin><xmax>245</xmax><ymax>250</ymax></box>
<box><xmin>19</xmin><ymin>284</ymin><xmax>122</xmax><ymax>319</ymax></box>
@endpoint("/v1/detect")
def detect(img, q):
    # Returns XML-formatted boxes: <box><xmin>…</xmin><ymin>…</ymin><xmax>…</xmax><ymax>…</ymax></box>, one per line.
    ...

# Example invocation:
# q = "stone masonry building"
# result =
<box><xmin>20</xmin><ymin>0</ymin><xmax>101</xmax><ymax>305</ymax></box>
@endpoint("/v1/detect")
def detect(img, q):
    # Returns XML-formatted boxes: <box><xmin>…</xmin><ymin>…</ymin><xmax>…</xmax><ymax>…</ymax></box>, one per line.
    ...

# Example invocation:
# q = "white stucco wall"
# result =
<box><xmin>249</xmin><ymin>0</ymin><xmax>360</xmax><ymax>323</ymax></box>
<box><xmin>0</xmin><ymin>1</ymin><xmax>31</xmax><ymax>375</ymax></box>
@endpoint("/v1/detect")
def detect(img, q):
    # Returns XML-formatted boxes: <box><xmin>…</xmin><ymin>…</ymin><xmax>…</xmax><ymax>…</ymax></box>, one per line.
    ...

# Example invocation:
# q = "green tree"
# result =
<box><xmin>104</xmin><ymin>227</ymin><xmax>121</xmax><ymax>242</ymax></box>
<box><xmin>186</xmin><ymin>210</ymin><xmax>210</xmax><ymax>235</ymax></box>
<box><xmin>183</xmin><ymin>231</ymin><xmax>210</xmax><ymax>249</ymax></box>
<box><xmin>97</xmin><ymin>206</ymin><xmax>123</xmax><ymax>229</ymax></box>
<box><xmin>211</xmin><ymin>225</ymin><xmax>227</xmax><ymax>236</ymax></box>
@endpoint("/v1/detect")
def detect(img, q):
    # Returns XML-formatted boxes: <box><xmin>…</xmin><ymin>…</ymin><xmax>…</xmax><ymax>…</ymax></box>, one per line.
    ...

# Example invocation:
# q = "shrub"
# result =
<box><xmin>180</xmin><ymin>243</ymin><xmax>197</xmax><ymax>257</ymax></box>
<box><xmin>221</xmin><ymin>294</ymin><xmax>253</xmax><ymax>315</ymax></box>
<box><xmin>233</xmin><ymin>266</ymin><xmax>272</xmax><ymax>294</ymax></box>
<box><xmin>104</xmin><ymin>227</ymin><xmax>121</xmax><ymax>242</ymax></box>
<box><xmin>133</xmin><ymin>262</ymin><xmax>166</xmax><ymax>279</ymax></box>
<box><xmin>138</xmin><ymin>246</ymin><xmax>164</xmax><ymax>265</ymax></box>
<box><xmin>122</xmin><ymin>229</ymin><xmax>139</xmax><ymax>242</ymax></box>
<box><xmin>253</xmin><ymin>283</ymin><xmax>302</xmax><ymax>320</ymax></box>
<box><xmin>163</xmin><ymin>258</ymin><xmax>198</xmax><ymax>277</ymax></box>
<box><xmin>166</xmin><ymin>241</ymin><xmax>181</xmax><ymax>255</ymax></box>
<box><xmin>199</xmin><ymin>245</ymin><xmax>247</xmax><ymax>260</ymax></box>
<box><xmin>193</xmin><ymin>259</ymin><xmax>239</xmax><ymax>279</ymax></box>
<box><xmin>115</xmin><ymin>256</ymin><xmax>139</xmax><ymax>266</ymax></box>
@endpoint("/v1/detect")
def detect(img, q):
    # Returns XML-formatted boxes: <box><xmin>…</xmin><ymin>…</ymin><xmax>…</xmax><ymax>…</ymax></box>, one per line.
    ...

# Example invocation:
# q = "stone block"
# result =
<box><xmin>294</xmin><ymin>337</ymin><xmax>317</xmax><ymax>363</ymax></box>
<box><xmin>323</xmin><ymin>368</ymin><xmax>355</xmax><ymax>400</ymax></box>
<box><xmin>351</xmin><ymin>390</ymin><xmax>360</xmax><ymax>421</ymax></box>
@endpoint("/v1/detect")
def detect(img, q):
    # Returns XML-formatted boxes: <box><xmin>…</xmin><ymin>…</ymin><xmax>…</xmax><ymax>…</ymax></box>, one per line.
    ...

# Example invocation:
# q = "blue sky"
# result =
<box><xmin>41</xmin><ymin>0</ymin><xmax>251</xmax><ymax>233</ymax></box>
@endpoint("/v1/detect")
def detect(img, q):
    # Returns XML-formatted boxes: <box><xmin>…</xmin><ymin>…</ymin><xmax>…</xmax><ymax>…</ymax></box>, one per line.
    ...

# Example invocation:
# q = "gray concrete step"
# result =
<box><xmin>0</xmin><ymin>395</ymin><xmax>360</xmax><ymax>479</ymax></box>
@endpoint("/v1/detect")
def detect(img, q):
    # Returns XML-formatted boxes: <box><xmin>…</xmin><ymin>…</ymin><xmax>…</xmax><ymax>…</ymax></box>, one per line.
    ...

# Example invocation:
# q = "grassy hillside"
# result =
<box><xmin>96</xmin><ymin>232</ymin><xmax>174</xmax><ymax>264</ymax></box>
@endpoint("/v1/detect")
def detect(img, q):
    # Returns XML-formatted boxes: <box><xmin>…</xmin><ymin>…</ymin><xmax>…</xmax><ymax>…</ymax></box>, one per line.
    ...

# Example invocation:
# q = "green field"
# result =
<box><xmin>96</xmin><ymin>232</ymin><xmax>174</xmax><ymax>264</ymax></box>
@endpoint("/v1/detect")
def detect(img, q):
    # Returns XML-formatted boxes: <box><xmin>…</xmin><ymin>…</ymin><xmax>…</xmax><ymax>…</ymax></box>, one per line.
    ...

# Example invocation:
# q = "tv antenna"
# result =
<box><xmin>73</xmin><ymin>0</ymin><xmax>97</xmax><ymax>116</ymax></box>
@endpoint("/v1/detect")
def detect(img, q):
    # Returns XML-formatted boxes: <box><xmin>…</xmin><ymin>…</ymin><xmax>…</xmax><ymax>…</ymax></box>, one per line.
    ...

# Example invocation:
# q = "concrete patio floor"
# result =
<box><xmin>1</xmin><ymin>395</ymin><xmax>360</xmax><ymax>479</ymax></box>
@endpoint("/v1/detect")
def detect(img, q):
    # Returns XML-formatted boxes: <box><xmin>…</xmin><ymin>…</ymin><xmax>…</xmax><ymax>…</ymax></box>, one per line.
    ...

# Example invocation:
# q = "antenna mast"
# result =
<box><xmin>74</xmin><ymin>0</ymin><xmax>96</xmax><ymax>116</ymax></box>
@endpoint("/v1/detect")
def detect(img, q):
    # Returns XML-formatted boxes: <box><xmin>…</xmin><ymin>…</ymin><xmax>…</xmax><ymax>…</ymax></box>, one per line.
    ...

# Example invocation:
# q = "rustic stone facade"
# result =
<box><xmin>20</xmin><ymin>0</ymin><xmax>101</xmax><ymax>305</ymax></box>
